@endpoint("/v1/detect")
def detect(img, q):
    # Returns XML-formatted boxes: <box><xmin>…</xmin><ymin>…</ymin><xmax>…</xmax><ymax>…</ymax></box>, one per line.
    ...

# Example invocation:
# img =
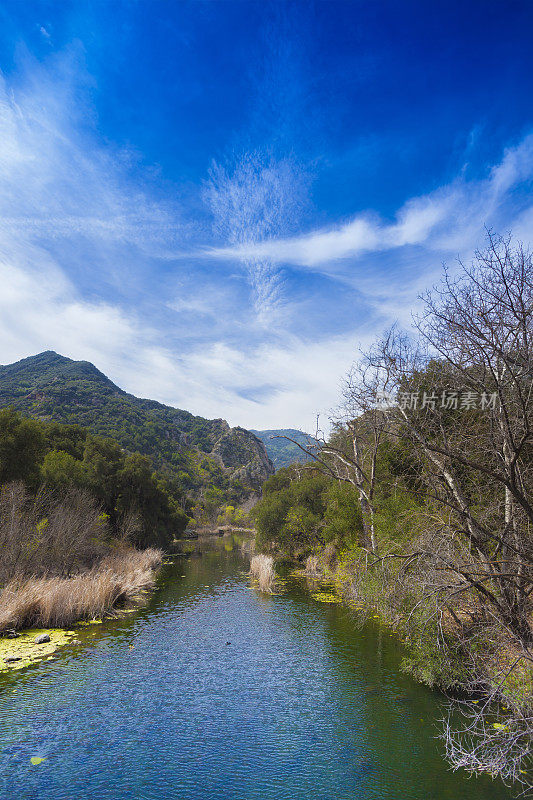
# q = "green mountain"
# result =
<box><xmin>250</xmin><ymin>428</ymin><xmax>316</xmax><ymax>470</ymax></box>
<box><xmin>0</xmin><ymin>351</ymin><xmax>274</xmax><ymax>506</ymax></box>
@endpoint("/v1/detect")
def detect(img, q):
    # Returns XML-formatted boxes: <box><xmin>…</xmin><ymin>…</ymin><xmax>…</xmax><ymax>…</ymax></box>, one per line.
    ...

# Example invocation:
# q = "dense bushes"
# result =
<box><xmin>0</xmin><ymin>410</ymin><xmax>174</xmax><ymax>631</ymax></box>
<box><xmin>0</xmin><ymin>407</ymin><xmax>176</xmax><ymax>634</ymax></box>
<box><xmin>216</xmin><ymin>504</ymin><xmax>251</xmax><ymax>527</ymax></box>
<box><xmin>0</xmin><ymin>409</ymin><xmax>46</xmax><ymax>488</ymax></box>
<box><xmin>254</xmin><ymin>467</ymin><xmax>364</xmax><ymax>556</ymax></box>
<box><xmin>0</xmin><ymin>408</ymin><xmax>188</xmax><ymax>550</ymax></box>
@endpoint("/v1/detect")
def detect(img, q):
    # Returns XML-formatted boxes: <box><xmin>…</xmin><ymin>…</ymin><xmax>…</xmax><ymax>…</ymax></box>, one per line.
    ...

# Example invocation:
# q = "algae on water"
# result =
<box><xmin>0</xmin><ymin>628</ymin><xmax>77</xmax><ymax>672</ymax></box>
<box><xmin>311</xmin><ymin>592</ymin><xmax>342</xmax><ymax>604</ymax></box>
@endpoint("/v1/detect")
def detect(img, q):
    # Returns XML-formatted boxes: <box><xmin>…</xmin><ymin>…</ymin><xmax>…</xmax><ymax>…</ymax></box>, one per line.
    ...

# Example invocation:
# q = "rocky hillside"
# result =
<box><xmin>0</xmin><ymin>351</ymin><xmax>274</xmax><ymax>504</ymax></box>
<box><xmin>250</xmin><ymin>428</ymin><xmax>316</xmax><ymax>470</ymax></box>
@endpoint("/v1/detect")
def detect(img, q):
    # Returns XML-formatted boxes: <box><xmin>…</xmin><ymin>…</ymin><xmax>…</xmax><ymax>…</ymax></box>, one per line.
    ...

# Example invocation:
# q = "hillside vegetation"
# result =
<box><xmin>0</xmin><ymin>353</ymin><xmax>275</xmax><ymax>636</ymax></box>
<box><xmin>0</xmin><ymin>408</ymin><xmax>176</xmax><ymax>634</ymax></box>
<box><xmin>0</xmin><ymin>351</ymin><xmax>274</xmax><ymax>520</ymax></box>
<box><xmin>0</xmin><ymin>408</ymin><xmax>190</xmax><ymax>551</ymax></box>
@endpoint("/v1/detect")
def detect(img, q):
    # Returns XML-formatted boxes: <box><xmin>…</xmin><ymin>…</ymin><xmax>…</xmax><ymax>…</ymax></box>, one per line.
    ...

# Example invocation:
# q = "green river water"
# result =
<box><xmin>0</xmin><ymin>536</ymin><xmax>513</xmax><ymax>799</ymax></box>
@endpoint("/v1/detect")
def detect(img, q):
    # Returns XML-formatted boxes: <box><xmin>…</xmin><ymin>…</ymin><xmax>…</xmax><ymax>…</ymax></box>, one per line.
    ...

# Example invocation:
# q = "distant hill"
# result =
<box><xmin>250</xmin><ymin>428</ymin><xmax>316</xmax><ymax>470</ymax></box>
<box><xmin>0</xmin><ymin>351</ymin><xmax>274</xmax><ymax>504</ymax></box>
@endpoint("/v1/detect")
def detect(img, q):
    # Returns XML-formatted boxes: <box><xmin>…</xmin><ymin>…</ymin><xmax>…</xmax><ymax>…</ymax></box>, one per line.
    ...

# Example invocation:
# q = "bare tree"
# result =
<box><xmin>352</xmin><ymin>233</ymin><xmax>533</xmax><ymax>788</ymax></box>
<box><xmin>264</xmin><ymin>233</ymin><xmax>532</xmax><ymax>788</ymax></box>
<box><xmin>363</xmin><ymin>235</ymin><xmax>533</xmax><ymax>643</ymax></box>
<box><xmin>0</xmin><ymin>483</ymin><xmax>114</xmax><ymax>583</ymax></box>
<box><xmin>272</xmin><ymin>399</ymin><xmax>387</xmax><ymax>553</ymax></box>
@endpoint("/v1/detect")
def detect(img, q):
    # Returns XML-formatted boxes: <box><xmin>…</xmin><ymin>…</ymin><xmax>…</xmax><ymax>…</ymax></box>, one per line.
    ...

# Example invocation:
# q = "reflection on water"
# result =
<box><xmin>0</xmin><ymin>536</ymin><xmax>513</xmax><ymax>800</ymax></box>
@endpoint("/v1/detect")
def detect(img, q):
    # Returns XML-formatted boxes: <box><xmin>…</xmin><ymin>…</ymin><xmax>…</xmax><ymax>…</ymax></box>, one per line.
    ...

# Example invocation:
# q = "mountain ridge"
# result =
<box><xmin>250</xmin><ymin>428</ymin><xmax>315</xmax><ymax>470</ymax></box>
<box><xmin>0</xmin><ymin>351</ymin><xmax>274</xmax><ymax>507</ymax></box>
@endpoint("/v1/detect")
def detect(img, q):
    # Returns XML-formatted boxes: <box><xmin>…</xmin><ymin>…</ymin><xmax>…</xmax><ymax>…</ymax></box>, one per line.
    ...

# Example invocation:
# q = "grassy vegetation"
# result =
<box><xmin>0</xmin><ymin>371</ymin><xmax>270</xmax><ymax>640</ymax></box>
<box><xmin>0</xmin><ymin>411</ymin><xmax>170</xmax><ymax>639</ymax></box>
<box><xmin>250</xmin><ymin>554</ymin><xmax>275</xmax><ymax>593</ymax></box>
<box><xmin>0</xmin><ymin>549</ymin><xmax>162</xmax><ymax>633</ymax></box>
<box><xmin>0</xmin><ymin>409</ymin><xmax>189</xmax><ymax>550</ymax></box>
<box><xmin>0</xmin><ymin>364</ymin><xmax>270</xmax><ymax>641</ymax></box>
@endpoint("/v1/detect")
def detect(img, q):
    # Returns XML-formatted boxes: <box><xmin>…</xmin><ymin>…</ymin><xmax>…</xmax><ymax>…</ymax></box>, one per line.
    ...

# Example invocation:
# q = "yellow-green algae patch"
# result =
<box><xmin>0</xmin><ymin>628</ymin><xmax>77</xmax><ymax>673</ymax></box>
<box><xmin>288</xmin><ymin>568</ymin><xmax>307</xmax><ymax>578</ymax></box>
<box><xmin>249</xmin><ymin>577</ymin><xmax>288</xmax><ymax>596</ymax></box>
<box><xmin>311</xmin><ymin>592</ymin><xmax>343</xmax><ymax>604</ymax></box>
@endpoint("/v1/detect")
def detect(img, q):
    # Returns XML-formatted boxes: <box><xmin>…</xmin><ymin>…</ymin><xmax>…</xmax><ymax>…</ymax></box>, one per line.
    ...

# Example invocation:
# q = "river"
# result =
<box><xmin>0</xmin><ymin>536</ymin><xmax>513</xmax><ymax>800</ymax></box>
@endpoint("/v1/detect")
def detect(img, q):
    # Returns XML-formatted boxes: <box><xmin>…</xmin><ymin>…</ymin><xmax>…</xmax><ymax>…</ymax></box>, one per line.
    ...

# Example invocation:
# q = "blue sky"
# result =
<box><xmin>0</xmin><ymin>0</ymin><xmax>532</xmax><ymax>430</ymax></box>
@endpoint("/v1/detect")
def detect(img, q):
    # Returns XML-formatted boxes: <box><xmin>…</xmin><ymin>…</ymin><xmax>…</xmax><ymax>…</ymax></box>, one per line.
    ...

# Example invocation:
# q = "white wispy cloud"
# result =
<box><xmin>0</xmin><ymin>252</ymin><xmax>360</xmax><ymax>430</ymax></box>
<box><xmin>204</xmin><ymin>151</ymin><xmax>309</xmax><ymax>323</ymax></box>
<box><xmin>1</xmin><ymin>45</ymin><xmax>533</xmax><ymax>433</ymax></box>
<box><xmin>205</xmin><ymin>134</ymin><xmax>533</xmax><ymax>270</ymax></box>
<box><xmin>127</xmin><ymin>334</ymin><xmax>364</xmax><ymax>431</ymax></box>
<box><xmin>0</xmin><ymin>52</ymin><xmax>356</xmax><ymax>430</ymax></box>
<box><xmin>0</xmin><ymin>55</ymin><xmax>185</xmax><ymax>278</ymax></box>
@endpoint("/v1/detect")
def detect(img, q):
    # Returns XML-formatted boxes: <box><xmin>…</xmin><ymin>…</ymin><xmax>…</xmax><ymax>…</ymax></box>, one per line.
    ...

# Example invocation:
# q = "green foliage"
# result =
<box><xmin>400</xmin><ymin>624</ymin><xmax>470</xmax><ymax>689</ymax></box>
<box><xmin>0</xmin><ymin>407</ymin><xmax>46</xmax><ymax>487</ymax></box>
<box><xmin>216</xmin><ymin>505</ymin><xmax>250</xmax><ymax>527</ymax></box>
<box><xmin>0</xmin><ymin>408</ymin><xmax>189</xmax><ymax>549</ymax></box>
<box><xmin>115</xmin><ymin>452</ymin><xmax>189</xmax><ymax>548</ymax></box>
<box><xmin>283</xmin><ymin>505</ymin><xmax>322</xmax><ymax>546</ymax></box>
<box><xmin>254</xmin><ymin>488</ymin><xmax>291</xmax><ymax>551</ymax></box>
<box><xmin>322</xmin><ymin>482</ymin><xmax>363</xmax><ymax>545</ymax></box>
<box><xmin>41</xmin><ymin>449</ymin><xmax>88</xmax><ymax>489</ymax></box>
<box><xmin>0</xmin><ymin>351</ymin><xmax>273</xmax><ymax>518</ymax></box>
<box><xmin>43</xmin><ymin>423</ymin><xmax>87</xmax><ymax>460</ymax></box>
<box><xmin>262</xmin><ymin>468</ymin><xmax>295</xmax><ymax>495</ymax></box>
<box><xmin>254</xmin><ymin>466</ymin><xmax>364</xmax><ymax>556</ymax></box>
<box><xmin>201</xmin><ymin>485</ymin><xmax>225</xmax><ymax>522</ymax></box>
<box><xmin>372</xmin><ymin>489</ymin><xmax>422</xmax><ymax>547</ymax></box>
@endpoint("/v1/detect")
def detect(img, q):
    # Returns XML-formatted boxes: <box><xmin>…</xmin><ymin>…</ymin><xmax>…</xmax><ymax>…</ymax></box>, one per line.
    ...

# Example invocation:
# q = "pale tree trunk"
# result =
<box><xmin>350</xmin><ymin>425</ymin><xmax>377</xmax><ymax>553</ymax></box>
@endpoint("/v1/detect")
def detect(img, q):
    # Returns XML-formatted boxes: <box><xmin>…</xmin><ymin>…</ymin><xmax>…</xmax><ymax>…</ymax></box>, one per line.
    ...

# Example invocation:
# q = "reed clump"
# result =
<box><xmin>0</xmin><ymin>548</ymin><xmax>162</xmax><ymax>632</ymax></box>
<box><xmin>305</xmin><ymin>554</ymin><xmax>321</xmax><ymax>576</ymax></box>
<box><xmin>250</xmin><ymin>554</ymin><xmax>275</xmax><ymax>593</ymax></box>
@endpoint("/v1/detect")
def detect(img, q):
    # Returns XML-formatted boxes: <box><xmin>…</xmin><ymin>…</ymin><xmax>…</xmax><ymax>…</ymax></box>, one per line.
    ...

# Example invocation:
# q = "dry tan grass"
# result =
<box><xmin>250</xmin><ymin>554</ymin><xmax>275</xmax><ymax>593</ymax></box>
<box><xmin>0</xmin><ymin>548</ymin><xmax>162</xmax><ymax>632</ymax></box>
<box><xmin>305</xmin><ymin>555</ymin><xmax>322</xmax><ymax>576</ymax></box>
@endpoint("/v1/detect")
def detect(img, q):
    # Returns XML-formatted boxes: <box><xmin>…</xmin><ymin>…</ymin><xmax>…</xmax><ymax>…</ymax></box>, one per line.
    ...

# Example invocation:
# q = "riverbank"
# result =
<box><xmin>0</xmin><ymin>539</ymin><xmax>513</xmax><ymax>800</ymax></box>
<box><xmin>283</xmin><ymin>540</ymin><xmax>533</xmax><ymax>764</ymax></box>
<box><xmin>0</xmin><ymin>548</ymin><xmax>163</xmax><ymax>669</ymax></box>
<box><xmin>0</xmin><ymin>627</ymin><xmax>81</xmax><ymax>673</ymax></box>
<box><xmin>290</xmin><ymin>546</ymin><xmax>533</xmax><ymax>700</ymax></box>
